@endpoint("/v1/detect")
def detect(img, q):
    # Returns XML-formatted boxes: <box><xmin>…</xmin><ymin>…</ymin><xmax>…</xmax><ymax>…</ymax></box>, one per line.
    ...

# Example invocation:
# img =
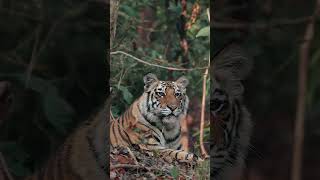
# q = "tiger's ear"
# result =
<box><xmin>176</xmin><ymin>76</ymin><xmax>189</xmax><ymax>90</ymax></box>
<box><xmin>143</xmin><ymin>73</ymin><xmax>158</xmax><ymax>91</ymax></box>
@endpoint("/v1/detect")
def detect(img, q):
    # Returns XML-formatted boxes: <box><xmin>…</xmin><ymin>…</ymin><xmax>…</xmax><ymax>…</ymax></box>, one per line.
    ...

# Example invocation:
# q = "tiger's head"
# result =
<box><xmin>139</xmin><ymin>73</ymin><xmax>189</xmax><ymax>126</ymax></box>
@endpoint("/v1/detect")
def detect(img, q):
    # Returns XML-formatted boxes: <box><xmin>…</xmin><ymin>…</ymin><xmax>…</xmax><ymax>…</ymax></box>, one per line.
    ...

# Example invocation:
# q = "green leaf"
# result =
<box><xmin>118</xmin><ymin>85</ymin><xmax>133</xmax><ymax>104</ymax></box>
<box><xmin>196</xmin><ymin>26</ymin><xmax>210</xmax><ymax>37</ymax></box>
<box><xmin>170</xmin><ymin>166</ymin><xmax>179</xmax><ymax>179</ymax></box>
<box><xmin>0</xmin><ymin>142</ymin><xmax>31</xmax><ymax>176</ymax></box>
<box><xmin>42</xmin><ymin>88</ymin><xmax>75</xmax><ymax>134</ymax></box>
<box><xmin>120</xmin><ymin>5</ymin><xmax>138</xmax><ymax>17</ymax></box>
<box><xmin>311</xmin><ymin>48</ymin><xmax>320</xmax><ymax>66</ymax></box>
<box><xmin>0</xmin><ymin>73</ymin><xmax>75</xmax><ymax>134</ymax></box>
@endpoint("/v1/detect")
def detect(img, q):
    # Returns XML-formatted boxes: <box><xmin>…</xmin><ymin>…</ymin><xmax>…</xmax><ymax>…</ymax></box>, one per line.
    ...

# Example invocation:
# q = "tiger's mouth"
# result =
<box><xmin>161</xmin><ymin>115</ymin><xmax>178</xmax><ymax>125</ymax></box>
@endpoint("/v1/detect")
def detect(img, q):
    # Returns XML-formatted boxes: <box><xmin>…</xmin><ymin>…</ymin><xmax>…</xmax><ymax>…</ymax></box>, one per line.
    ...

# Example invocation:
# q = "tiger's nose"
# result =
<box><xmin>168</xmin><ymin>104</ymin><xmax>177</xmax><ymax>111</ymax></box>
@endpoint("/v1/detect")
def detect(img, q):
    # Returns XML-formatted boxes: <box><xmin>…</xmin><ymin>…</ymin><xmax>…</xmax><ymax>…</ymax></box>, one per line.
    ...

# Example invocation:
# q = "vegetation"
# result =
<box><xmin>0</xmin><ymin>0</ymin><xmax>106</xmax><ymax>177</ymax></box>
<box><xmin>213</xmin><ymin>0</ymin><xmax>320</xmax><ymax>179</ymax></box>
<box><xmin>110</xmin><ymin>0</ymin><xmax>210</xmax><ymax>179</ymax></box>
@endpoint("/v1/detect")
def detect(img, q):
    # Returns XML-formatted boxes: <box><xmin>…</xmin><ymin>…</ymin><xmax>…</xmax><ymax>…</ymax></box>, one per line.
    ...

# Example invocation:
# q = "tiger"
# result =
<box><xmin>23</xmin><ymin>100</ymin><xmax>108</xmax><ymax>180</ymax></box>
<box><xmin>110</xmin><ymin>73</ymin><xmax>199</xmax><ymax>164</ymax></box>
<box><xmin>210</xmin><ymin>43</ymin><xmax>253</xmax><ymax>180</ymax></box>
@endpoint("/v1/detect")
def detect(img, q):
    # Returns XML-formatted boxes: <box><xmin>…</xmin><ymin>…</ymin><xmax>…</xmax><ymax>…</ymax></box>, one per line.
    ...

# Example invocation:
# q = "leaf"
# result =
<box><xmin>0</xmin><ymin>142</ymin><xmax>31</xmax><ymax>176</ymax></box>
<box><xmin>118</xmin><ymin>85</ymin><xmax>133</xmax><ymax>104</ymax></box>
<box><xmin>0</xmin><ymin>73</ymin><xmax>75</xmax><ymax>134</ymax></box>
<box><xmin>41</xmin><ymin>88</ymin><xmax>75</xmax><ymax>134</ymax></box>
<box><xmin>170</xmin><ymin>166</ymin><xmax>179</xmax><ymax>179</ymax></box>
<box><xmin>120</xmin><ymin>5</ymin><xmax>138</xmax><ymax>17</ymax></box>
<box><xmin>196</xmin><ymin>26</ymin><xmax>210</xmax><ymax>37</ymax></box>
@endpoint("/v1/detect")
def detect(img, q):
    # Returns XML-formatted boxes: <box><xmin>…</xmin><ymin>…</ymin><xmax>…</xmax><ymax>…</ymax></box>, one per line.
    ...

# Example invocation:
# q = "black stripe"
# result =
<box><xmin>168</xmin><ymin>150</ymin><xmax>175</xmax><ymax>157</ymax></box>
<box><xmin>234</xmin><ymin>100</ymin><xmax>242</xmax><ymax>138</ymax></box>
<box><xmin>117</xmin><ymin>120</ymin><xmax>128</xmax><ymax>143</ymax></box>
<box><xmin>175</xmin><ymin>151</ymin><xmax>182</xmax><ymax>161</ymax></box>
<box><xmin>121</xmin><ymin>128</ymin><xmax>133</xmax><ymax>145</ymax></box>
<box><xmin>147</xmin><ymin>92</ymin><xmax>151</xmax><ymax>111</ymax></box>
<box><xmin>175</xmin><ymin>151</ymin><xmax>179</xmax><ymax>160</ymax></box>
<box><xmin>185</xmin><ymin>153</ymin><xmax>189</xmax><ymax>160</ymax></box>
<box><xmin>177</xmin><ymin>144</ymin><xmax>182</xmax><ymax>150</ymax></box>
<box><xmin>137</xmin><ymin>122</ymin><xmax>162</xmax><ymax>143</ymax></box>
<box><xmin>111</xmin><ymin>122</ymin><xmax>118</xmax><ymax>145</ymax></box>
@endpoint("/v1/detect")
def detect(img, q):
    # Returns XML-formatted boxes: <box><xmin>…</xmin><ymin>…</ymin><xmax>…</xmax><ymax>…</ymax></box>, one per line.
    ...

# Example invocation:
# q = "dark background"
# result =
<box><xmin>213</xmin><ymin>0</ymin><xmax>320</xmax><ymax>179</ymax></box>
<box><xmin>1</xmin><ymin>0</ymin><xmax>320</xmax><ymax>179</ymax></box>
<box><xmin>0</xmin><ymin>0</ymin><xmax>107</xmax><ymax>178</ymax></box>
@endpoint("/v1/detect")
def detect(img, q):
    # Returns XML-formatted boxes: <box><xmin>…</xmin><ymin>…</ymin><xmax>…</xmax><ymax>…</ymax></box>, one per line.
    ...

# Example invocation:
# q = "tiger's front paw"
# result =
<box><xmin>178</xmin><ymin>152</ymin><xmax>203</xmax><ymax>165</ymax></box>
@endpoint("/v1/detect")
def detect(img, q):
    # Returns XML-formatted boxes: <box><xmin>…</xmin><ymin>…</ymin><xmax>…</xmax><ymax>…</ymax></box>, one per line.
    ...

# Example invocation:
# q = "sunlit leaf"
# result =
<box><xmin>118</xmin><ymin>85</ymin><xmax>133</xmax><ymax>104</ymax></box>
<box><xmin>196</xmin><ymin>26</ymin><xmax>210</xmax><ymax>37</ymax></box>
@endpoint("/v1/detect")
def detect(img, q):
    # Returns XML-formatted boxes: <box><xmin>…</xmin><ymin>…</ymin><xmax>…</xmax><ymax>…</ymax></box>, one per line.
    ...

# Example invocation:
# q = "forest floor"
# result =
<box><xmin>110</xmin><ymin>146</ymin><xmax>209</xmax><ymax>180</ymax></box>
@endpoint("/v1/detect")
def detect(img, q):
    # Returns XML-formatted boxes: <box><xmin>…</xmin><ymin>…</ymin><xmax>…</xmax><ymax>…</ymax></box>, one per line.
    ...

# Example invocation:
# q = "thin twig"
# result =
<box><xmin>0</xmin><ymin>152</ymin><xmax>14</xmax><ymax>180</ymax></box>
<box><xmin>199</xmin><ymin>68</ymin><xmax>209</xmax><ymax>158</ymax></box>
<box><xmin>110</xmin><ymin>164</ymin><xmax>151</xmax><ymax>171</ymax></box>
<box><xmin>291</xmin><ymin>1</ymin><xmax>320</xmax><ymax>180</ymax></box>
<box><xmin>199</xmin><ymin>7</ymin><xmax>210</xmax><ymax>159</ymax></box>
<box><xmin>212</xmin><ymin>16</ymin><xmax>311</xmax><ymax>30</ymax></box>
<box><xmin>110</xmin><ymin>110</ymin><xmax>116</xmax><ymax>121</ymax></box>
<box><xmin>110</xmin><ymin>51</ymin><xmax>208</xmax><ymax>71</ymax></box>
<box><xmin>126</xmin><ymin>147</ymin><xmax>138</xmax><ymax>165</ymax></box>
<box><xmin>25</xmin><ymin>26</ymin><xmax>41</xmax><ymax>87</ymax></box>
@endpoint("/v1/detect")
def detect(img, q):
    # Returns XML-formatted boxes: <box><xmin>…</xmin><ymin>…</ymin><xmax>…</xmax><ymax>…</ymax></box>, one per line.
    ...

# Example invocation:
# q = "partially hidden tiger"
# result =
<box><xmin>110</xmin><ymin>73</ymin><xmax>201</xmax><ymax>164</ymax></box>
<box><xmin>210</xmin><ymin>43</ymin><xmax>253</xmax><ymax>180</ymax></box>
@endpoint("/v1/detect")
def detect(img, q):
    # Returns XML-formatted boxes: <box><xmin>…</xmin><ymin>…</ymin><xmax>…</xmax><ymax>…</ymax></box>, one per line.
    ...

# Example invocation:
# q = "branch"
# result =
<box><xmin>212</xmin><ymin>16</ymin><xmax>311</xmax><ymax>30</ymax></box>
<box><xmin>110</xmin><ymin>51</ymin><xmax>208</xmax><ymax>71</ymax></box>
<box><xmin>110</xmin><ymin>164</ymin><xmax>152</xmax><ymax>171</ymax></box>
<box><xmin>0</xmin><ymin>152</ymin><xmax>14</xmax><ymax>180</ymax></box>
<box><xmin>199</xmin><ymin>8</ymin><xmax>210</xmax><ymax>159</ymax></box>
<box><xmin>291</xmin><ymin>2</ymin><xmax>320</xmax><ymax>180</ymax></box>
<box><xmin>199</xmin><ymin>68</ymin><xmax>209</xmax><ymax>158</ymax></box>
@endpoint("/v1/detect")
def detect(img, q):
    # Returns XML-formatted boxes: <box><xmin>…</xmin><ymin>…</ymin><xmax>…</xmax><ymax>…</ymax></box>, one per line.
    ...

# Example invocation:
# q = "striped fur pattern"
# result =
<box><xmin>24</xmin><ymin>101</ymin><xmax>108</xmax><ymax>180</ymax></box>
<box><xmin>210</xmin><ymin>44</ymin><xmax>253</xmax><ymax>179</ymax></box>
<box><xmin>110</xmin><ymin>73</ymin><xmax>199</xmax><ymax>163</ymax></box>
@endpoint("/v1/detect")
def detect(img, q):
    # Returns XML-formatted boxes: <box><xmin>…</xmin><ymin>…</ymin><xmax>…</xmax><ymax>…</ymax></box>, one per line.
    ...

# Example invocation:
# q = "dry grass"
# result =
<box><xmin>110</xmin><ymin>146</ymin><xmax>209</xmax><ymax>180</ymax></box>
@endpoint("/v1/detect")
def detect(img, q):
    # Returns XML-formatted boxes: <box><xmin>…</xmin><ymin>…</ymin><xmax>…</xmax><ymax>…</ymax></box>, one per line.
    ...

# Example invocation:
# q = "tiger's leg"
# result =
<box><xmin>158</xmin><ymin>148</ymin><xmax>199</xmax><ymax>164</ymax></box>
<box><xmin>138</xmin><ymin>137</ymin><xmax>199</xmax><ymax>164</ymax></box>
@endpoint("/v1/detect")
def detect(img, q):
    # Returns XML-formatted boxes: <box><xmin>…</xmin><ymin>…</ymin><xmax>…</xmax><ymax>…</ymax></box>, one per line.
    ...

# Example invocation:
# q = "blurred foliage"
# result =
<box><xmin>0</xmin><ymin>0</ymin><xmax>107</xmax><ymax>177</ymax></box>
<box><xmin>213</xmin><ymin>0</ymin><xmax>320</xmax><ymax>179</ymax></box>
<box><xmin>110</xmin><ymin>0</ymin><xmax>210</xmax><ymax>155</ymax></box>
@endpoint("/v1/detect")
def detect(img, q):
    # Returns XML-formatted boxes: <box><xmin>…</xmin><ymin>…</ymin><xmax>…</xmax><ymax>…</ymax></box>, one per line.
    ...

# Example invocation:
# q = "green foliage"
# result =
<box><xmin>0</xmin><ymin>142</ymin><xmax>31</xmax><ymax>176</ymax></box>
<box><xmin>170</xmin><ymin>166</ymin><xmax>179</xmax><ymax>179</ymax></box>
<box><xmin>118</xmin><ymin>85</ymin><xmax>134</xmax><ymax>104</ymax></box>
<box><xmin>196</xmin><ymin>26</ymin><xmax>210</xmax><ymax>37</ymax></box>
<box><xmin>111</xmin><ymin>0</ymin><xmax>210</xmax><ymax>117</ymax></box>
<box><xmin>0</xmin><ymin>74</ymin><xmax>75</xmax><ymax>134</ymax></box>
<box><xmin>0</xmin><ymin>0</ymin><xmax>106</xmax><ymax>176</ymax></box>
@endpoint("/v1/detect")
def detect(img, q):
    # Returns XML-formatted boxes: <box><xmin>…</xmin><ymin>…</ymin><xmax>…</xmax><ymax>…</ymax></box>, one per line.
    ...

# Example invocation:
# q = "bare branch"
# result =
<box><xmin>0</xmin><ymin>152</ymin><xmax>14</xmax><ymax>180</ymax></box>
<box><xmin>212</xmin><ymin>16</ymin><xmax>311</xmax><ymax>30</ymax></box>
<box><xmin>110</xmin><ymin>51</ymin><xmax>208</xmax><ymax>71</ymax></box>
<box><xmin>110</xmin><ymin>164</ymin><xmax>152</xmax><ymax>171</ymax></box>
<box><xmin>199</xmin><ymin>68</ymin><xmax>209</xmax><ymax>158</ymax></box>
<box><xmin>126</xmin><ymin>147</ymin><xmax>138</xmax><ymax>165</ymax></box>
<box><xmin>291</xmin><ymin>1</ymin><xmax>320</xmax><ymax>180</ymax></box>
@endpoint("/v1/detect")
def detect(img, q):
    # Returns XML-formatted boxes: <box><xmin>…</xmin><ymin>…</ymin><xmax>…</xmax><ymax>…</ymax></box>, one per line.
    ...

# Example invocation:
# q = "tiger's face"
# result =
<box><xmin>142</xmin><ymin>73</ymin><xmax>189</xmax><ymax>123</ymax></box>
<box><xmin>153</xmin><ymin>81</ymin><xmax>185</xmax><ymax>117</ymax></box>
